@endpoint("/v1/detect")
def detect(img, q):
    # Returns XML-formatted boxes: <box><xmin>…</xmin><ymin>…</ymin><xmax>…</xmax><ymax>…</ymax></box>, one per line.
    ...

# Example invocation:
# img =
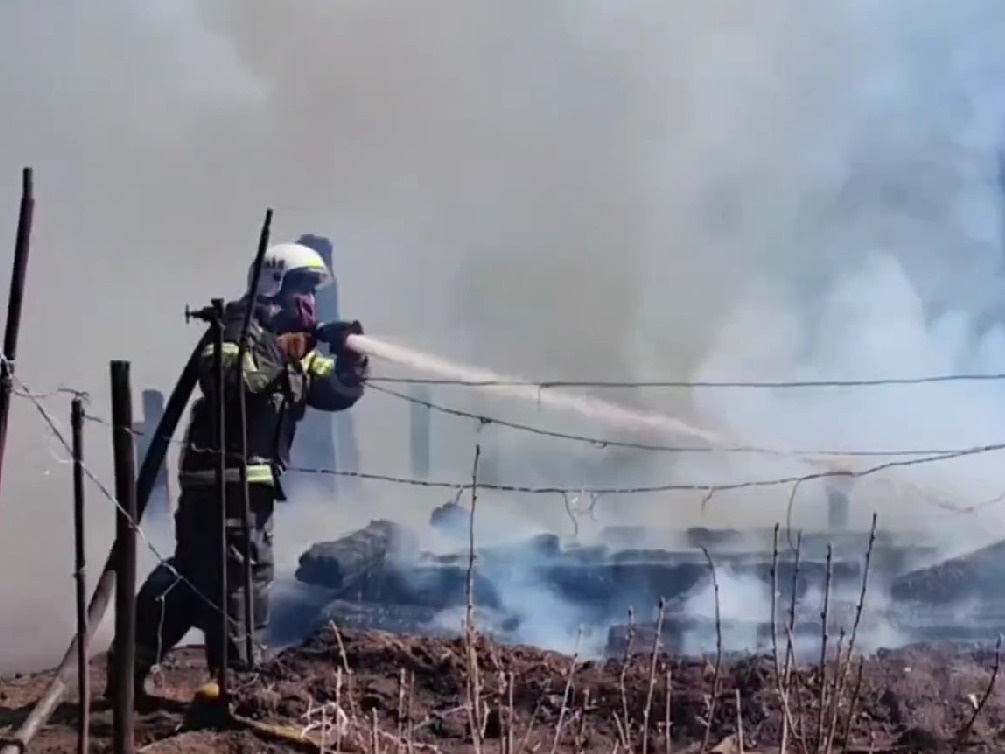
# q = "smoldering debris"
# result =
<box><xmin>890</xmin><ymin>538</ymin><xmax>1005</xmax><ymax>604</ymax></box>
<box><xmin>273</xmin><ymin>508</ymin><xmax>1005</xmax><ymax>658</ymax></box>
<box><xmin>293</xmin><ymin>519</ymin><xmax>421</xmax><ymax>590</ymax></box>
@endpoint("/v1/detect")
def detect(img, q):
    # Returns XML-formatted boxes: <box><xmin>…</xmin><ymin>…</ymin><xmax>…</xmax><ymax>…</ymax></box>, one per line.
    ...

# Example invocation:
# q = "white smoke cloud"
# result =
<box><xmin>2</xmin><ymin>0</ymin><xmax>1005</xmax><ymax>669</ymax></box>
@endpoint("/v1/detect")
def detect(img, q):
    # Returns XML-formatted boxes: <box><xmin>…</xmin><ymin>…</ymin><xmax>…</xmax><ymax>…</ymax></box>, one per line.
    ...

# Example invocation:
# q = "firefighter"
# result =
<box><xmin>110</xmin><ymin>241</ymin><xmax>369</xmax><ymax>702</ymax></box>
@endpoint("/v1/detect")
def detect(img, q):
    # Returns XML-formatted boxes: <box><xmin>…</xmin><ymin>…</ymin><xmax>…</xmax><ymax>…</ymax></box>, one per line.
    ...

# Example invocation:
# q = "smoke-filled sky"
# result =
<box><xmin>3</xmin><ymin>0</ymin><xmax>1005</xmax><ymax>669</ymax></box>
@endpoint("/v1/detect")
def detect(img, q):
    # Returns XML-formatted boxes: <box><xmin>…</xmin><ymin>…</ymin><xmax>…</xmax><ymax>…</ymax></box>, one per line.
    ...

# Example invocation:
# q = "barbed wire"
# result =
<box><xmin>3</xmin><ymin>351</ymin><xmax>991</xmax><ymax>514</ymax></box>
<box><xmin>0</xmin><ymin>364</ymin><xmax>987</xmax><ymax>515</ymax></box>
<box><xmin>9</xmin><ymin>371</ymin><xmax>268</xmax><ymax>658</ymax></box>
<box><xmin>20</xmin><ymin>369</ymin><xmax>989</xmax><ymax>462</ymax></box>
<box><xmin>291</xmin><ymin>447</ymin><xmax>1005</xmax><ymax>499</ymax></box>
<box><xmin>369</xmin><ymin>383</ymin><xmax>992</xmax><ymax>458</ymax></box>
<box><xmin>10</xmin><ymin>382</ymin><xmax>91</xmax><ymax>403</ymax></box>
<box><xmin>367</xmin><ymin>379</ymin><xmax>1002</xmax><ymax>514</ymax></box>
<box><xmin>75</xmin><ymin>408</ymin><xmax>1005</xmax><ymax>500</ymax></box>
<box><xmin>366</xmin><ymin>371</ymin><xmax>1005</xmax><ymax>389</ymax></box>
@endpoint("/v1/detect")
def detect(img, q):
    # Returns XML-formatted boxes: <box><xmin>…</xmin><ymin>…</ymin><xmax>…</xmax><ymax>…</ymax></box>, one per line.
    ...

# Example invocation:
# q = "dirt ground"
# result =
<box><xmin>2</xmin><ymin>628</ymin><xmax>1005</xmax><ymax>753</ymax></box>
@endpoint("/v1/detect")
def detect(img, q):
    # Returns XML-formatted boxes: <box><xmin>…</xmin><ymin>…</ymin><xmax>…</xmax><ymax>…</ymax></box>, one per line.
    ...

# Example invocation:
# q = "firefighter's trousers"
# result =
<box><xmin>132</xmin><ymin>481</ymin><xmax>276</xmax><ymax>676</ymax></box>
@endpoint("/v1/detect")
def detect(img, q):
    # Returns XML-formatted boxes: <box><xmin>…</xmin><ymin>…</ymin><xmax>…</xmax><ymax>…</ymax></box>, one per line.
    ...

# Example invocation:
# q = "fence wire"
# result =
<box><xmin>5</xmin><ymin>364</ymin><xmax>1004</xmax><ymax>682</ymax></box>
<box><xmin>10</xmin><ymin>373</ymin><xmax>272</xmax><ymax>666</ymax></box>
<box><xmin>75</xmin><ymin>400</ymin><xmax>1002</xmax><ymax>514</ymax></box>
<box><xmin>367</xmin><ymin>371</ymin><xmax>1005</xmax><ymax>389</ymax></box>
<box><xmin>367</xmin><ymin>382</ymin><xmax>991</xmax><ymax>458</ymax></box>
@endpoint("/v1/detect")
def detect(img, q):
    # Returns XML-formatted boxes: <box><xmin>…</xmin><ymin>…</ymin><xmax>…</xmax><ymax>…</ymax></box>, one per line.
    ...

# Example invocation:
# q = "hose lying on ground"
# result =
<box><xmin>0</xmin><ymin>338</ymin><xmax>206</xmax><ymax>754</ymax></box>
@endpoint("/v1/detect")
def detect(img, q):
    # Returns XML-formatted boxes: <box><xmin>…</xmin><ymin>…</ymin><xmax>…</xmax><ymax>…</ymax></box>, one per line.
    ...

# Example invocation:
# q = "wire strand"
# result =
<box><xmin>10</xmin><ymin>372</ymin><xmax>268</xmax><ymax>652</ymax></box>
<box><xmin>369</xmin><ymin>383</ymin><xmax>988</xmax><ymax>458</ymax></box>
<box><xmin>279</xmin><ymin>445</ymin><xmax>1005</xmax><ymax>498</ymax></box>
<box><xmin>76</xmin><ymin>407</ymin><xmax>1005</xmax><ymax>501</ymax></box>
<box><xmin>366</xmin><ymin>372</ymin><xmax>1005</xmax><ymax>389</ymax></box>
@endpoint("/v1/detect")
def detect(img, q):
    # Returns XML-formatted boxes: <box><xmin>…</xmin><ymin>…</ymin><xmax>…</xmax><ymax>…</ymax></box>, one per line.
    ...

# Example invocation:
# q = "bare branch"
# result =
<box><xmin>698</xmin><ymin>548</ymin><xmax>722</xmax><ymax>754</ymax></box>
<box><xmin>465</xmin><ymin>443</ymin><xmax>484</xmax><ymax>754</ymax></box>
<box><xmin>642</xmin><ymin>599</ymin><xmax>666</xmax><ymax>754</ymax></box>
<box><xmin>953</xmin><ymin>636</ymin><xmax>1002</xmax><ymax>752</ymax></box>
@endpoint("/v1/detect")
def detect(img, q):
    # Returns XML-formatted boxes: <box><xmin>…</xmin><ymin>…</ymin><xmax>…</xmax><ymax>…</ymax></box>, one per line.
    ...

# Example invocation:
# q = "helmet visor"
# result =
<box><xmin>282</xmin><ymin>267</ymin><xmax>332</xmax><ymax>295</ymax></box>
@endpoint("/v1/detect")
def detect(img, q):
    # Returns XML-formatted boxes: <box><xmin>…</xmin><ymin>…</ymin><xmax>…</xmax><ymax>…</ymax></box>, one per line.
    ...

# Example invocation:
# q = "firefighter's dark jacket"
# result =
<box><xmin>177</xmin><ymin>298</ymin><xmax>362</xmax><ymax>489</ymax></box>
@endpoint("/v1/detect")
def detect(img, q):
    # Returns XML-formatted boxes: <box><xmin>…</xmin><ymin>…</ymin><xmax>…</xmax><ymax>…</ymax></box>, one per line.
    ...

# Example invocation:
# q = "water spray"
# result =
<box><xmin>350</xmin><ymin>334</ymin><xmax>730</xmax><ymax>448</ymax></box>
<box><xmin>346</xmin><ymin>333</ymin><xmax>972</xmax><ymax>512</ymax></box>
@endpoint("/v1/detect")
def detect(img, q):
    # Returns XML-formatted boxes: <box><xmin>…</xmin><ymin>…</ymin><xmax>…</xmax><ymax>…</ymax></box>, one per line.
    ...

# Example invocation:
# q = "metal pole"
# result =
<box><xmin>0</xmin><ymin>167</ymin><xmax>35</xmax><ymax>495</ymax></box>
<box><xmin>0</xmin><ymin>338</ymin><xmax>207</xmax><ymax>754</ymax></box>
<box><xmin>110</xmin><ymin>360</ymin><xmax>137</xmax><ymax>754</ymax></box>
<box><xmin>71</xmin><ymin>397</ymin><xmax>89</xmax><ymax>754</ymax></box>
<box><xmin>235</xmin><ymin>209</ymin><xmax>272</xmax><ymax>667</ymax></box>
<box><xmin>210</xmin><ymin>298</ymin><xmax>229</xmax><ymax>703</ymax></box>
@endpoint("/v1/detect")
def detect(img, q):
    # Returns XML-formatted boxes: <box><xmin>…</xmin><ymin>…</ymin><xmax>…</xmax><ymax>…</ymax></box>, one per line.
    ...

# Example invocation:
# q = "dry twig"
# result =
<box><xmin>336</xmin><ymin>668</ymin><xmax>344</xmax><ymax>752</ymax></box>
<box><xmin>698</xmin><ymin>547</ymin><xmax>722</xmax><ymax>754</ymax></box>
<box><xmin>407</xmin><ymin>670</ymin><xmax>416</xmax><ymax>754</ymax></box>
<box><xmin>952</xmin><ymin>635</ymin><xmax>1003</xmax><ymax>753</ymax></box>
<box><xmin>664</xmin><ymin>666</ymin><xmax>672</xmax><ymax>754</ymax></box>
<box><xmin>769</xmin><ymin>523</ymin><xmax>793</xmax><ymax>754</ymax></box>
<box><xmin>328</xmin><ymin>621</ymin><xmax>361</xmax><ymax>722</ymax></box>
<box><xmin>642</xmin><ymin>599</ymin><xmax>666</xmax><ymax>754</ymax></box>
<box><xmin>465</xmin><ymin>443</ymin><xmax>484</xmax><ymax>754</ymax></box>
<box><xmin>839</xmin><ymin>657</ymin><xmax>865</xmax><ymax>754</ymax></box>
<box><xmin>507</xmin><ymin>671</ymin><xmax>515</xmax><ymax>754</ymax></box>
<box><xmin>398</xmin><ymin>668</ymin><xmax>407</xmax><ymax>745</ymax></box>
<box><xmin>734</xmin><ymin>689</ymin><xmax>744</xmax><ymax>754</ymax></box>
<box><xmin>815</xmin><ymin>545</ymin><xmax>833</xmax><ymax>752</ymax></box>
<box><xmin>497</xmin><ymin>671</ymin><xmax>507</xmax><ymax>754</ymax></box>
<box><xmin>784</xmin><ymin>480</ymin><xmax>805</xmax><ymax>550</ymax></box>
<box><xmin>516</xmin><ymin>680</ymin><xmax>553</xmax><ymax>754</ymax></box>
<box><xmin>576</xmin><ymin>688</ymin><xmax>591</xmax><ymax>754</ymax></box>
<box><xmin>783</xmin><ymin>532</ymin><xmax>810</xmax><ymax>751</ymax></box>
<box><xmin>619</xmin><ymin>607</ymin><xmax>635</xmax><ymax>746</ymax></box>
<box><xmin>825</xmin><ymin>516</ymin><xmax>878</xmax><ymax>753</ymax></box>
<box><xmin>550</xmin><ymin>627</ymin><xmax>583</xmax><ymax>754</ymax></box>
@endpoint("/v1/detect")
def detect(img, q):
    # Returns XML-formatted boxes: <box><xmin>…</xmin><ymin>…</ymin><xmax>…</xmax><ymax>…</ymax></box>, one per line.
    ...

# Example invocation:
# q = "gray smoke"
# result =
<box><xmin>2</xmin><ymin>0</ymin><xmax>1005</xmax><ymax>670</ymax></box>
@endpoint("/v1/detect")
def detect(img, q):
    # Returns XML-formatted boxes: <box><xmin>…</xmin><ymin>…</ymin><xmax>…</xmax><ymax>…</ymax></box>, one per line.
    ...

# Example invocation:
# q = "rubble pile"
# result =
<box><xmin>891</xmin><ymin>539</ymin><xmax>1005</xmax><ymax>604</ymax></box>
<box><xmin>279</xmin><ymin>513</ymin><xmax>1005</xmax><ymax>653</ymax></box>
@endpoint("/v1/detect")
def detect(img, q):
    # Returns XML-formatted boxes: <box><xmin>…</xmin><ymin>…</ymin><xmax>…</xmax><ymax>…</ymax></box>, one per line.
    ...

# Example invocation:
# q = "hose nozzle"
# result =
<box><xmin>313</xmin><ymin>320</ymin><xmax>364</xmax><ymax>353</ymax></box>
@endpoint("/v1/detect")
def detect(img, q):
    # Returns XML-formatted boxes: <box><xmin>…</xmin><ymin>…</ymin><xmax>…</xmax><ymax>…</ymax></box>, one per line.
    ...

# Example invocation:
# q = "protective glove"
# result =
<box><xmin>314</xmin><ymin>319</ymin><xmax>364</xmax><ymax>354</ymax></box>
<box><xmin>275</xmin><ymin>332</ymin><xmax>317</xmax><ymax>362</ymax></box>
<box><xmin>336</xmin><ymin>349</ymin><xmax>370</xmax><ymax>387</ymax></box>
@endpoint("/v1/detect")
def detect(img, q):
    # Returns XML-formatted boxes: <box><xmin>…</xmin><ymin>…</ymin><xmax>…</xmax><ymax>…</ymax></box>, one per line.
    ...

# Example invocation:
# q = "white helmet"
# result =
<box><xmin>248</xmin><ymin>242</ymin><xmax>333</xmax><ymax>299</ymax></box>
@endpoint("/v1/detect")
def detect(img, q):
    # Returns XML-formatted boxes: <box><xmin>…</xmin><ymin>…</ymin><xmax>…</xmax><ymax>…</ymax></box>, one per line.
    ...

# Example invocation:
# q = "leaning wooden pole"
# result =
<box><xmin>110</xmin><ymin>361</ymin><xmax>137</xmax><ymax>754</ymax></box>
<box><xmin>0</xmin><ymin>166</ymin><xmax>35</xmax><ymax>496</ymax></box>
<box><xmin>71</xmin><ymin>397</ymin><xmax>90</xmax><ymax>754</ymax></box>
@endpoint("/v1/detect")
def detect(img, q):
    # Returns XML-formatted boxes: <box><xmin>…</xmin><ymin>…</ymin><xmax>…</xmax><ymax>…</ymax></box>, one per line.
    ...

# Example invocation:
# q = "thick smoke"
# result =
<box><xmin>2</xmin><ymin>0</ymin><xmax>1005</xmax><ymax>669</ymax></box>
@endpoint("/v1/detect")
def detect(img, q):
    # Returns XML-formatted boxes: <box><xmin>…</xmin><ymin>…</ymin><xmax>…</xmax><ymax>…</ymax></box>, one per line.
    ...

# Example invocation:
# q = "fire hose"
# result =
<box><xmin>0</xmin><ymin>331</ymin><xmax>400</xmax><ymax>753</ymax></box>
<box><xmin>3</xmin><ymin>320</ymin><xmax>357</xmax><ymax>751</ymax></box>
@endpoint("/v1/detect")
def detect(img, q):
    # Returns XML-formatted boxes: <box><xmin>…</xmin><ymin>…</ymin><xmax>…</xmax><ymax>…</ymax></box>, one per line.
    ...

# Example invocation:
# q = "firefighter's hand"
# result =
<box><xmin>315</xmin><ymin>320</ymin><xmax>364</xmax><ymax>353</ymax></box>
<box><xmin>336</xmin><ymin>349</ymin><xmax>370</xmax><ymax>387</ymax></box>
<box><xmin>276</xmin><ymin>332</ymin><xmax>316</xmax><ymax>361</ymax></box>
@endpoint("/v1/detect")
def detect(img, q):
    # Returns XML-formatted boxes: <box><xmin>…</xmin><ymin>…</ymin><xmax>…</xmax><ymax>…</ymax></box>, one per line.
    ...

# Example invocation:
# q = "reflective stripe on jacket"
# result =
<box><xmin>177</xmin><ymin>298</ymin><xmax>364</xmax><ymax>491</ymax></box>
